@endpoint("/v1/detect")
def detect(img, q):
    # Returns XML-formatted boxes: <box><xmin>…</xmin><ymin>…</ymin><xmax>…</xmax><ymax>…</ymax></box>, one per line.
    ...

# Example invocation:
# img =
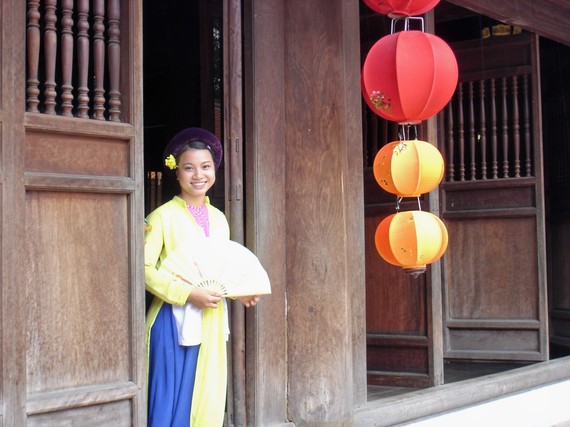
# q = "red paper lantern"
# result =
<box><xmin>363</xmin><ymin>0</ymin><xmax>440</xmax><ymax>18</ymax></box>
<box><xmin>375</xmin><ymin>210</ymin><xmax>448</xmax><ymax>277</ymax></box>
<box><xmin>373</xmin><ymin>139</ymin><xmax>444</xmax><ymax>197</ymax></box>
<box><xmin>361</xmin><ymin>30</ymin><xmax>458</xmax><ymax>124</ymax></box>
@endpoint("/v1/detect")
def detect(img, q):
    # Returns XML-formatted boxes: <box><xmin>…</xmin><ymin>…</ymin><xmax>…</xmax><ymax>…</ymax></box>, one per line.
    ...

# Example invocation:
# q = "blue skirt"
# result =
<box><xmin>148</xmin><ymin>303</ymin><xmax>200</xmax><ymax>427</ymax></box>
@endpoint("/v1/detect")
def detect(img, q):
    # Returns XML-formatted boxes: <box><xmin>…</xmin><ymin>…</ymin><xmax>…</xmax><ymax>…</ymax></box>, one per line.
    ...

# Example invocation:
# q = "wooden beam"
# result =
<box><xmin>448</xmin><ymin>0</ymin><xmax>570</xmax><ymax>46</ymax></box>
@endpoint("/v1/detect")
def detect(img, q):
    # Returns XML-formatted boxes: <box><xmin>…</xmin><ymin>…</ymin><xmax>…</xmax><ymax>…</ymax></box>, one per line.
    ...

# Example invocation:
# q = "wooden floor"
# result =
<box><xmin>367</xmin><ymin>360</ymin><xmax>532</xmax><ymax>401</ymax></box>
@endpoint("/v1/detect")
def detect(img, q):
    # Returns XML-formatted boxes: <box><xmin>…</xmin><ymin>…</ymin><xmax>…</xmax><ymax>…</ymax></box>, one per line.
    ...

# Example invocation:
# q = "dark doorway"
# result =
<box><xmin>143</xmin><ymin>0</ymin><xmax>224</xmax><ymax>215</ymax></box>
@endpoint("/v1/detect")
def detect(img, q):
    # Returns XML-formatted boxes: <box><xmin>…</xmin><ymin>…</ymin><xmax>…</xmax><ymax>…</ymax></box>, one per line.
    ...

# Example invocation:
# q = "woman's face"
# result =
<box><xmin>175</xmin><ymin>148</ymin><xmax>216</xmax><ymax>204</ymax></box>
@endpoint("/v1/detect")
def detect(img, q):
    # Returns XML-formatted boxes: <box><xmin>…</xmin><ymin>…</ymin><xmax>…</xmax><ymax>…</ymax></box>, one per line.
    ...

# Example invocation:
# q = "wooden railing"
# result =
<box><xmin>444</xmin><ymin>73</ymin><xmax>534</xmax><ymax>182</ymax></box>
<box><xmin>362</xmin><ymin>71</ymin><xmax>535</xmax><ymax>184</ymax></box>
<box><xmin>145</xmin><ymin>171</ymin><xmax>163</xmax><ymax>216</ymax></box>
<box><xmin>26</xmin><ymin>0</ymin><xmax>122</xmax><ymax>121</ymax></box>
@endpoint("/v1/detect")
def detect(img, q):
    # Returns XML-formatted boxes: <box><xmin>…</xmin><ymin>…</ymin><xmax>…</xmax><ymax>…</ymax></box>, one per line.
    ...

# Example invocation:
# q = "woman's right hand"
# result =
<box><xmin>187</xmin><ymin>287</ymin><xmax>222</xmax><ymax>309</ymax></box>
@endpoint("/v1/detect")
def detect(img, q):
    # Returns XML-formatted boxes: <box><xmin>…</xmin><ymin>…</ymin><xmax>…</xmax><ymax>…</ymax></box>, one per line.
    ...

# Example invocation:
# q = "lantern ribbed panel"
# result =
<box><xmin>375</xmin><ymin>211</ymin><xmax>448</xmax><ymax>271</ymax></box>
<box><xmin>373</xmin><ymin>139</ymin><xmax>444</xmax><ymax>197</ymax></box>
<box><xmin>362</xmin><ymin>0</ymin><xmax>440</xmax><ymax>17</ymax></box>
<box><xmin>361</xmin><ymin>31</ymin><xmax>458</xmax><ymax>124</ymax></box>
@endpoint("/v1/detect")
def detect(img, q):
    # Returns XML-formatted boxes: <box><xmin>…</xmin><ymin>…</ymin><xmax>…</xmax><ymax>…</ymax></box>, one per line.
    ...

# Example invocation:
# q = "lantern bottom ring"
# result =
<box><xmin>404</xmin><ymin>266</ymin><xmax>427</xmax><ymax>278</ymax></box>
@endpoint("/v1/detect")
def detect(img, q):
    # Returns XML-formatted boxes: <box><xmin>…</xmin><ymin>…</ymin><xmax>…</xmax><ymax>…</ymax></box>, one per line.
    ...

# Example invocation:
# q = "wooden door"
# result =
<box><xmin>364</xmin><ymin>178</ymin><xmax>440</xmax><ymax>388</ymax></box>
<box><xmin>541</xmin><ymin>38</ymin><xmax>570</xmax><ymax>359</ymax></box>
<box><xmin>1</xmin><ymin>1</ymin><xmax>145</xmax><ymax>425</ymax></box>
<box><xmin>361</xmin><ymin>8</ymin><xmax>442</xmax><ymax>389</ymax></box>
<box><xmin>440</xmin><ymin>33</ymin><xmax>549</xmax><ymax>362</ymax></box>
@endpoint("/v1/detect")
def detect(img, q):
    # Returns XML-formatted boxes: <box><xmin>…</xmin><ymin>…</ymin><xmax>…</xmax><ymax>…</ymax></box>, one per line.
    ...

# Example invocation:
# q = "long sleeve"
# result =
<box><xmin>144</xmin><ymin>196</ymin><xmax>230</xmax><ymax>306</ymax></box>
<box><xmin>144</xmin><ymin>210</ymin><xmax>191</xmax><ymax>306</ymax></box>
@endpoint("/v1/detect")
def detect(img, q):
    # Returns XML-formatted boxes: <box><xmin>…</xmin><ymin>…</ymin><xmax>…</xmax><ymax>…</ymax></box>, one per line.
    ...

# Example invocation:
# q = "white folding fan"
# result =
<box><xmin>158</xmin><ymin>238</ymin><xmax>271</xmax><ymax>298</ymax></box>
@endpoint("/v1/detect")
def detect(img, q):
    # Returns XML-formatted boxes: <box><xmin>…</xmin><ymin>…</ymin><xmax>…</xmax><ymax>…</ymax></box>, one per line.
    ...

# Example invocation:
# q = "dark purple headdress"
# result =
<box><xmin>163</xmin><ymin>127</ymin><xmax>223</xmax><ymax>170</ymax></box>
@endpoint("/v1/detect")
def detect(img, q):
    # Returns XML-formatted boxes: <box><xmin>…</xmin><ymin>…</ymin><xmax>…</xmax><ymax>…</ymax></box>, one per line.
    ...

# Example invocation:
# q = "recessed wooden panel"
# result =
<box><xmin>444</xmin><ymin>217</ymin><xmax>538</xmax><ymax>320</ymax></box>
<box><xmin>365</xmin><ymin>214</ymin><xmax>426</xmax><ymax>334</ymax></box>
<box><xmin>443</xmin><ymin>183</ymin><xmax>536</xmax><ymax>213</ymax></box>
<box><xmin>548</xmin><ymin>219</ymin><xmax>570</xmax><ymax>311</ymax></box>
<box><xmin>448</xmin><ymin>329</ymin><xmax>540</xmax><ymax>353</ymax></box>
<box><xmin>367</xmin><ymin>341</ymin><xmax>428</xmax><ymax>374</ymax></box>
<box><xmin>27</xmin><ymin>400</ymin><xmax>132</xmax><ymax>427</ymax></box>
<box><xmin>25</xmin><ymin>191</ymin><xmax>130</xmax><ymax>394</ymax></box>
<box><xmin>25</xmin><ymin>131</ymin><xmax>129</xmax><ymax>177</ymax></box>
<box><xmin>551</xmin><ymin>316</ymin><xmax>570</xmax><ymax>341</ymax></box>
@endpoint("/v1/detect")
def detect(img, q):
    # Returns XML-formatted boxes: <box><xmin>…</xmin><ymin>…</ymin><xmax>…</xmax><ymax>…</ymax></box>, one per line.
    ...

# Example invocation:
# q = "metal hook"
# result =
<box><xmin>390</xmin><ymin>16</ymin><xmax>425</xmax><ymax>34</ymax></box>
<box><xmin>396</xmin><ymin>197</ymin><xmax>403</xmax><ymax>212</ymax></box>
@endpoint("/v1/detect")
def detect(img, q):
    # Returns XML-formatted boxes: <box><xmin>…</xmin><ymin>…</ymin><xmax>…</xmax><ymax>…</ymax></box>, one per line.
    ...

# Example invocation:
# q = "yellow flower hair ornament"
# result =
<box><xmin>165</xmin><ymin>154</ymin><xmax>178</xmax><ymax>170</ymax></box>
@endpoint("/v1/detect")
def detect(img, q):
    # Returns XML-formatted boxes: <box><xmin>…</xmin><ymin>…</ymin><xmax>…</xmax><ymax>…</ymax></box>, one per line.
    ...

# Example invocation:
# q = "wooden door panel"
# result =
<box><xmin>365</xmin><ymin>215</ymin><xmax>426</xmax><ymax>333</ymax></box>
<box><xmin>445</xmin><ymin>217</ymin><xmax>538</xmax><ymax>321</ymax></box>
<box><xmin>441</xmin><ymin>32</ymin><xmax>548</xmax><ymax>362</ymax></box>
<box><xmin>364</xmin><ymin>175</ymin><xmax>432</xmax><ymax>388</ymax></box>
<box><xmin>27</xmin><ymin>401</ymin><xmax>132</xmax><ymax>427</ymax></box>
<box><xmin>3</xmin><ymin>0</ymin><xmax>145</xmax><ymax>424</ymax></box>
<box><xmin>541</xmin><ymin>39</ymin><xmax>570</xmax><ymax>357</ymax></box>
<box><xmin>22</xmin><ymin>124</ymin><xmax>142</xmax><ymax>422</ymax></box>
<box><xmin>547</xmin><ymin>215</ymin><xmax>570</xmax><ymax>353</ymax></box>
<box><xmin>25</xmin><ymin>191</ymin><xmax>131</xmax><ymax>393</ymax></box>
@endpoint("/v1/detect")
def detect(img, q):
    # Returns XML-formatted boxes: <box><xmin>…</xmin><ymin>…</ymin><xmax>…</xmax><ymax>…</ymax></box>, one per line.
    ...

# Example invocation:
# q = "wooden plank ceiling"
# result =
<box><xmin>448</xmin><ymin>0</ymin><xmax>570</xmax><ymax>46</ymax></box>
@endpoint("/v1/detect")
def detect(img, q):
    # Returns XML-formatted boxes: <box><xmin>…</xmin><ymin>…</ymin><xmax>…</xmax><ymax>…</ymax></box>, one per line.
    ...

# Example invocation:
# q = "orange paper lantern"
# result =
<box><xmin>362</xmin><ymin>0</ymin><xmax>440</xmax><ymax>18</ymax></box>
<box><xmin>361</xmin><ymin>30</ymin><xmax>458</xmax><ymax>124</ymax></box>
<box><xmin>375</xmin><ymin>210</ymin><xmax>448</xmax><ymax>277</ymax></box>
<box><xmin>373</xmin><ymin>139</ymin><xmax>444</xmax><ymax>197</ymax></box>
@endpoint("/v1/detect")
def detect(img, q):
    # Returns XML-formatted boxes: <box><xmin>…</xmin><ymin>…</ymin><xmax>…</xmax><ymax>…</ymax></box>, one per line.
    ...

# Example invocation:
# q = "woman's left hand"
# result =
<box><xmin>239</xmin><ymin>295</ymin><xmax>260</xmax><ymax>308</ymax></box>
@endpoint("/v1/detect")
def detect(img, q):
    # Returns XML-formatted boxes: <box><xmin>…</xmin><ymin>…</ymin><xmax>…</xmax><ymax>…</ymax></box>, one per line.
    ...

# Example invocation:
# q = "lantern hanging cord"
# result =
<box><xmin>398</xmin><ymin>124</ymin><xmax>419</xmax><ymax>141</ymax></box>
<box><xmin>416</xmin><ymin>196</ymin><xmax>422</xmax><ymax>211</ymax></box>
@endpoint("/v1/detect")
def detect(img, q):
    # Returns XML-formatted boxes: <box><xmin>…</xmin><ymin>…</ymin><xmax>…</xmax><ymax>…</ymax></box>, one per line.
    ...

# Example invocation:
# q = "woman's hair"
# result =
<box><xmin>176</xmin><ymin>140</ymin><xmax>215</xmax><ymax>163</ymax></box>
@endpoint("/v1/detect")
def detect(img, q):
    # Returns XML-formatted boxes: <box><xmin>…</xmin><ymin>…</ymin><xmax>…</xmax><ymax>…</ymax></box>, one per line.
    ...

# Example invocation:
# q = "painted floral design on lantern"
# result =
<box><xmin>369</xmin><ymin>90</ymin><xmax>392</xmax><ymax>111</ymax></box>
<box><xmin>392</xmin><ymin>141</ymin><xmax>408</xmax><ymax>156</ymax></box>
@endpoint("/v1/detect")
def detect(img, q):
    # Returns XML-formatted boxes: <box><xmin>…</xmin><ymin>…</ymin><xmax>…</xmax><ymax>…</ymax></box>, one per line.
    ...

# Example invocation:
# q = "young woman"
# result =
<box><xmin>144</xmin><ymin>128</ymin><xmax>258</xmax><ymax>426</ymax></box>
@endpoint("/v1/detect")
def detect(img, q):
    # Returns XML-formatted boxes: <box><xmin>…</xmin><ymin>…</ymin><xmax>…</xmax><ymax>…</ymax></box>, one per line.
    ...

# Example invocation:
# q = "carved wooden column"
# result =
<box><xmin>77</xmin><ymin>0</ymin><xmax>90</xmax><ymax>118</ymax></box>
<box><xmin>108</xmin><ymin>0</ymin><xmax>122</xmax><ymax>122</ymax></box>
<box><xmin>43</xmin><ymin>0</ymin><xmax>57</xmax><ymax>115</ymax></box>
<box><xmin>457</xmin><ymin>82</ymin><xmax>465</xmax><ymax>181</ymax></box>
<box><xmin>93</xmin><ymin>0</ymin><xmax>106</xmax><ymax>120</ymax></box>
<box><xmin>61</xmin><ymin>0</ymin><xmax>74</xmax><ymax>117</ymax></box>
<box><xmin>446</xmin><ymin>101</ymin><xmax>455</xmax><ymax>181</ymax></box>
<box><xmin>26</xmin><ymin>0</ymin><xmax>41</xmax><ymax>113</ymax></box>
<box><xmin>468</xmin><ymin>80</ymin><xmax>476</xmax><ymax>180</ymax></box>
<box><xmin>512</xmin><ymin>75</ymin><xmax>521</xmax><ymax>177</ymax></box>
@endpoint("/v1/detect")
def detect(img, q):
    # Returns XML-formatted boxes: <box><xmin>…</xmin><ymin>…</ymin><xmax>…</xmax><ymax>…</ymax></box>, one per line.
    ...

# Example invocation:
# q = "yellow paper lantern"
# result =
<box><xmin>373</xmin><ymin>139</ymin><xmax>444</xmax><ymax>197</ymax></box>
<box><xmin>375</xmin><ymin>210</ymin><xmax>448</xmax><ymax>277</ymax></box>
